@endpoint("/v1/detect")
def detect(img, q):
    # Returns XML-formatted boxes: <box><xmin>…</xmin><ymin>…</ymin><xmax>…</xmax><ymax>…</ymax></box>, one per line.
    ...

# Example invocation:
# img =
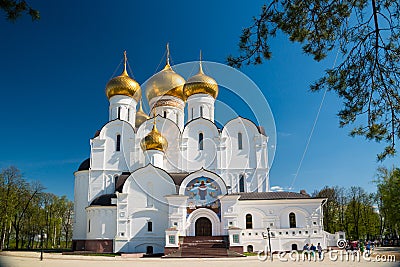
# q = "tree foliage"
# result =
<box><xmin>314</xmin><ymin>185</ymin><xmax>380</xmax><ymax>240</ymax></box>
<box><xmin>375</xmin><ymin>166</ymin><xmax>400</xmax><ymax>238</ymax></box>
<box><xmin>0</xmin><ymin>0</ymin><xmax>39</xmax><ymax>21</ymax></box>
<box><xmin>228</xmin><ymin>0</ymin><xmax>400</xmax><ymax>160</ymax></box>
<box><xmin>0</xmin><ymin>166</ymin><xmax>73</xmax><ymax>250</ymax></box>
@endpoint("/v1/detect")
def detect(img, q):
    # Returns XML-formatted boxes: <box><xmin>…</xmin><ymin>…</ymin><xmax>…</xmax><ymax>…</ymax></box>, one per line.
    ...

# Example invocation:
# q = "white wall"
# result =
<box><xmin>115</xmin><ymin>165</ymin><xmax>176</xmax><ymax>253</ymax></box>
<box><xmin>86</xmin><ymin>207</ymin><xmax>117</xmax><ymax>240</ymax></box>
<box><xmin>73</xmin><ymin>170</ymin><xmax>89</xmax><ymax>240</ymax></box>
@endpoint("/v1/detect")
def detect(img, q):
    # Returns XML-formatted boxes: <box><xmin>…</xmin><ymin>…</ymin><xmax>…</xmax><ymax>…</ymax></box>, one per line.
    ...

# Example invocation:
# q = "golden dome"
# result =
<box><xmin>145</xmin><ymin>44</ymin><xmax>186</xmax><ymax>102</ymax></box>
<box><xmin>106</xmin><ymin>51</ymin><xmax>141</xmax><ymax>102</ymax></box>
<box><xmin>135</xmin><ymin>100</ymin><xmax>150</xmax><ymax>128</ymax></box>
<box><xmin>183</xmin><ymin>57</ymin><xmax>218</xmax><ymax>99</ymax></box>
<box><xmin>140</xmin><ymin>119</ymin><xmax>168</xmax><ymax>152</ymax></box>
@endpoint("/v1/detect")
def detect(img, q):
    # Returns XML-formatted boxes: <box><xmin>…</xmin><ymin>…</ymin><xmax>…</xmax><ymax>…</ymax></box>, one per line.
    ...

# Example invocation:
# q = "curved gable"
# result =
<box><xmin>122</xmin><ymin>164</ymin><xmax>176</xmax><ymax>194</ymax></box>
<box><xmin>182</xmin><ymin>117</ymin><xmax>219</xmax><ymax>138</ymax></box>
<box><xmin>178</xmin><ymin>168</ymin><xmax>227</xmax><ymax>195</ymax></box>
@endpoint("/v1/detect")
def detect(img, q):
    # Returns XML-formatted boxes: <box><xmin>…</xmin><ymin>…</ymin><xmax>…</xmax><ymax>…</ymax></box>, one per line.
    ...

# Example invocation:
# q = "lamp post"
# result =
<box><xmin>262</xmin><ymin>227</ymin><xmax>273</xmax><ymax>262</ymax></box>
<box><xmin>39</xmin><ymin>230</ymin><xmax>47</xmax><ymax>261</ymax></box>
<box><xmin>40</xmin><ymin>229</ymin><xmax>44</xmax><ymax>261</ymax></box>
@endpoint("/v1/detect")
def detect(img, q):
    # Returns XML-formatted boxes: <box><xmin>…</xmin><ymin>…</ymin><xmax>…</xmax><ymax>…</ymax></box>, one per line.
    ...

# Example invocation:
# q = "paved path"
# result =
<box><xmin>0</xmin><ymin>247</ymin><xmax>398</xmax><ymax>267</ymax></box>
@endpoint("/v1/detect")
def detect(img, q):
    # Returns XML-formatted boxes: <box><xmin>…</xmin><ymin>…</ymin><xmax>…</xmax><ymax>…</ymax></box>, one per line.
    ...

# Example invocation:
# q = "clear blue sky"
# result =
<box><xmin>0</xmin><ymin>0</ymin><xmax>397</xmax><ymax>200</ymax></box>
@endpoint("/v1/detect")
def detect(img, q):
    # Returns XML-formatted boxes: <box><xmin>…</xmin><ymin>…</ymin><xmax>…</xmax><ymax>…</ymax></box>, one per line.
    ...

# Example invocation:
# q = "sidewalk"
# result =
<box><xmin>0</xmin><ymin>248</ymin><xmax>398</xmax><ymax>267</ymax></box>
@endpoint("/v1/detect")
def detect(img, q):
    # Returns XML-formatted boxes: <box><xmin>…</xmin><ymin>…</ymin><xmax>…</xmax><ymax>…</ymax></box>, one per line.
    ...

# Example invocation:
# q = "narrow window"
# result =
<box><xmin>176</xmin><ymin>113</ymin><xmax>179</xmax><ymax>124</ymax></box>
<box><xmin>239</xmin><ymin>175</ymin><xmax>245</xmax><ymax>192</ymax></box>
<box><xmin>127</xmin><ymin>108</ymin><xmax>130</xmax><ymax>121</ymax></box>
<box><xmin>114</xmin><ymin>175</ymin><xmax>119</xmax><ymax>191</ymax></box>
<box><xmin>116</xmin><ymin>134</ymin><xmax>121</xmax><ymax>151</ymax></box>
<box><xmin>238</xmin><ymin>132</ymin><xmax>243</xmax><ymax>150</ymax></box>
<box><xmin>88</xmin><ymin>219</ymin><xmax>91</xmax><ymax>233</ymax></box>
<box><xmin>191</xmin><ymin>108</ymin><xmax>194</xmax><ymax>119</ymax></box>
<box><xmin>246</xmin><ymin>214</ymin><xmax>253</xmax><ymax>229</ymax></box>
<box><xmin>289</xmin><ymin>212</ymin><xmax>296</xmax><ymax>228</ymax></box>
<box><xmin>198</xmin><ymin>133</ymin><xmax>204</xmax><ymax>150</ymax></box>
<box><xmin>147</xmin><ymin>221</ymin><xmax>153</xmax><ymax>232</ymax></box>
<box><xmin>164</xmin><ymin>111</ymin><xmax>167</xmax><ymax>118</ymax></box>
<box><xmin>117</xmin><ymin>107</ymin><xmax>121</xmax><ymax>119</ymax></box>
<box><xmin>200</xmin><ymin>106</ymin><xmax>203</xmax><ymax>117</ymax></box>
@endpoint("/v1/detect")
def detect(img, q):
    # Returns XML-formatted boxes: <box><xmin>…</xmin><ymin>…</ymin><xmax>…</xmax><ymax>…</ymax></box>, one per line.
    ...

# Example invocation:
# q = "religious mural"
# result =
<box><xmin>185</xmin><ymin>176</ymin><xmax>222</xmax><ymax>218</ymax></box>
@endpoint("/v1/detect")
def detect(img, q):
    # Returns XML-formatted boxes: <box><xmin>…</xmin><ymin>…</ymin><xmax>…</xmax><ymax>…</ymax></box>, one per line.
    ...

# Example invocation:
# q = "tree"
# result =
<box><xmin>0</xmin><ymin>0</ymin><xmax>39</xmax><ymax>21</ymax></box>
<box><xmin>0</xmin><ymin>166</ymin><xmax>73</xmax><ymax>250</ymax></box>
<box><xmin>375</xmin><ymin>166</ymin><xmax>400</xmax><ymax>238</ymax></box>
<box><xmin>228</xmin><ymin>0</ymin><xmax>400</xmax><ymax>161</ymax></box>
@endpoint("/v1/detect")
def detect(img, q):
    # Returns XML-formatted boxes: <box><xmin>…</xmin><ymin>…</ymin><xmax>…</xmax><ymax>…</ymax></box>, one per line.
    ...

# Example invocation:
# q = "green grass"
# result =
<box><xmin>243</xmin><ymin>252</ymin><xmax>258</xmax><ymax>256</ymax></box>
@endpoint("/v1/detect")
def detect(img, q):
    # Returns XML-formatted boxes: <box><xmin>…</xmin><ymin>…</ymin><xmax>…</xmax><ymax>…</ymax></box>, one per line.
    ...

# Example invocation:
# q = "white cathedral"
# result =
<box><xmin>72</xmin><ymin>48</ymin><xmax>342</xmax><ymax>256</ymax></box>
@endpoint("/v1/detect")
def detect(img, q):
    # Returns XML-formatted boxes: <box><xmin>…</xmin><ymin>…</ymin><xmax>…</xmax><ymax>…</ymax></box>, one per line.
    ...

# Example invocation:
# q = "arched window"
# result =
<box><xmin>117</xmin><ymin>107</ymin><xmax>121</xmax><ymax>119</ymax></box>
<box><xmin>239</xmin><ymin>175</ymin><xmax>245</xmax><ymax>192</ymax></box>
<box><xmin>198</xmin><ymin>133</ymin><xmax>204</xmax><ymax>150</ymax></box>
<box><xmin>116</xmin><ymin>134</ymin><xmax>121</xmax><ymax>151</ymax></box>
<box><xmin>289</xmin><ymin>212</ymin><xmax>296</xmax><ymax>228</ymax></box>
<box><xmin>88</xmin><ymin>219</ymin><xmax>91</xmax><ymax>233</ymax></box>
<box><xmin>238</xmin><ymin>132</ymin><xmax>243</xmax><ymax>150</ymax></box>
<box><xmin>247</xmin><ymin>245</ymin><xmax>254</xmax><ymax>252</ymax></box>
<box><xmin>246</xmin><ymin>214</ymin><xmax>253</xmax><ymax>229</ymax></box>
<box><xmin>200</xmin><ymin>106</ymin><xmax>203</xmax><ymax>117</ymax></box>
<box><xmin>115</xmin><ymin>134</ymin><xmax>121</xmax><ymax>151</ymax></box>
<box><xmin>164</xmin><ymin>110</ymin><xmax>167</xmax><ymax>118</ymax></box>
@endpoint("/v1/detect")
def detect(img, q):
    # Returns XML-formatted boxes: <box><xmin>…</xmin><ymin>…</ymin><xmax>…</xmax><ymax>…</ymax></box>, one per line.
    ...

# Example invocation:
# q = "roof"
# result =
<box><xmin>114</xmin><ymin>171</ymin><xmax>189</xmax><ymax>193</ymax></box>
<box><xmin>232</xmin><ymin>191</ymin><xmax>312</xmax><ymax>200</ymax></box>
<box><xmin>77</xmin><ymin>158</ymin><xmax>90</xmax><ymax>171</ymax></box>
<box><xmin>115</xmin><ymin>172</ymin><xmax>131</xmax><ymax>193</ymax></box>
<box><xmin>90</xmin><ymin>194</ymin><xmax>117</xmax><ymax>206</ymax></box>
<box><xmin>169</xmin><ymin>172</ymin><xmax>189</xmax><ymax>186</ymax></box>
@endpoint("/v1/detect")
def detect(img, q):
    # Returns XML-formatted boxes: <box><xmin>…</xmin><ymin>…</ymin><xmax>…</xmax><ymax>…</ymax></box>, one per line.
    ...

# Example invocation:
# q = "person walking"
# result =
<box><xmin>317</xmin><ymin>243</ymin><xmax>323</xmax><ymax>259</ymax></box>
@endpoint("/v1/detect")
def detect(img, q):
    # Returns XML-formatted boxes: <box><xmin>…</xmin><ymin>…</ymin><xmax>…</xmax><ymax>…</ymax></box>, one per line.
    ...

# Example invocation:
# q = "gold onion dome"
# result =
<box><xmin>140</xmin><ymin>120</ymin><xmax>168</xmax><ymax>152</ymax></box>
<box><xmin>145</xmin><ymin>44</ymin><xmax>186</xmax><ymax>102</ymax></box>
<box><xmin>183</xmin><ymin>52</ymin><xmax>218</xmax><ymax>99</ymax></box>
<box><xmin>106</xmin><ymin>51</ymin><xmax>141</xmax><ymax>102</ymax></box>
<box><xmin>135</xmin><ymin>100</ymin><xmax>150</xmax><ymax>128</ymax></box>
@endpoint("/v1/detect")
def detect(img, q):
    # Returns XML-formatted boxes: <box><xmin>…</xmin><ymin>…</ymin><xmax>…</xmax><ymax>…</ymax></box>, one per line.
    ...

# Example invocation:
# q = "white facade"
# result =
<box><xmin>72</xmin><ymin>55</ymin><xmax>341</xmax><ymax>254</ymax></box>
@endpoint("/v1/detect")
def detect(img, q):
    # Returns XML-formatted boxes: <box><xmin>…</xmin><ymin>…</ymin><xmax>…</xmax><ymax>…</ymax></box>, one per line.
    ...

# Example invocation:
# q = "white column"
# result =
<box><xmin>144</xmin><ymin>150</ymin><xmax>164</xmax><ymax>168</ymax></box>
<box><xmin>149</xmin><ymin>95</ymin><xmax>185</xmax><ymax>131</ymax></box>
<box><xmin>186</xmin><ymin>94</ymin><xmax>215</xmax><ymax>122</ymax></box>
<box><xmin>109</xmin><ymin>95</ymin><xmax>138</xmax><ymax>127</ymax></box>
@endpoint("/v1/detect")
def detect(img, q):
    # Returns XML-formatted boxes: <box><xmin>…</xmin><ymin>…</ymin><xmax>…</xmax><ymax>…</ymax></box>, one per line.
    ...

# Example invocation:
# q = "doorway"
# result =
<box><xmin>195</xmin><ymin>217</ymin><xmax>212</xmax><ymax>236</ymax></box>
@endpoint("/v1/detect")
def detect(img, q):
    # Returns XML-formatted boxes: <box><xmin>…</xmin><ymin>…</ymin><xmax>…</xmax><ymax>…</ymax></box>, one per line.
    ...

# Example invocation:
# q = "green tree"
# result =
<box><xmin>228</xmin><ymin>0</ymin><xmax>400</xmax><ymax>160</ymax></box>
<box><xmin>0</xmin><ymin>0</ymin><xmax>39</xmax><ymax>21</ymax></box>
<box><xmin>375</xmin><ymin>166</ymin><xmax>400</xmax><ymax>238</ymax></box>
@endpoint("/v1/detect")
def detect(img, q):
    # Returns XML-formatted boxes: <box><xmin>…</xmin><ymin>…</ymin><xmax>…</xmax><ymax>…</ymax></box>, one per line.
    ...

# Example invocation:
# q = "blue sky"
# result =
<box><xmin>0</xmin><ymin>0</ymin><xmax>397</xmax><ymax>200</ymax></box>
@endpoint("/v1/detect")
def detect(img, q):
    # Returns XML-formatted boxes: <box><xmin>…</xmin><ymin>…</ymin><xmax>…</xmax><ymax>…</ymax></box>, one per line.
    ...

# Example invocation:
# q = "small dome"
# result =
<box><xmin>135</xmin><ymin>100</ymin><xmax>150</xmax><ymax>128</ymax></box>
<box><xmin>77</xmin><ymin>158</ymin><xmax>90</xmax><ymax>171</ymax></box>
<box><xmin>140</xmin><ymin>121</ymin><xmax>168</xmax><ymax>152</ymax></box>
<box><xmin>183</xmin><ymin>61</ymin><xmax>218</xmax><ymax>99</ymax></box>
<box><xmin>105</xmin><ymin>51</ymin><xmax>141</xmax><ymax>102</ymax></box>
<box><xmin>145</xmin><ymin>45</ymin><xmax>186</xmax><ymax>102</ymax></box>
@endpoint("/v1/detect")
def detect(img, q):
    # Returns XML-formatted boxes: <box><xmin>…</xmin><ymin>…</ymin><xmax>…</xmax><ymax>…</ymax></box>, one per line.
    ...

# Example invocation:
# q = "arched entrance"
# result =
<box><xmin>195</xmin><ymin>217</ymin><xmax>212</xmax><ymax>236</ymax></box>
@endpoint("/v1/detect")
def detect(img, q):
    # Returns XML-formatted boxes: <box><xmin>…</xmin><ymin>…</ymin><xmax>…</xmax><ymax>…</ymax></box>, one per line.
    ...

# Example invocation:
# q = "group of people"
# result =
<box><xmin>303</xmin><ymin>243</ymin><xmax>323</xmax><ymax>259</ymax></box>
<box><xmin>345</xmin><ymin>240</ymin><xmax>374</xmax><ymax>256</ymax></box>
